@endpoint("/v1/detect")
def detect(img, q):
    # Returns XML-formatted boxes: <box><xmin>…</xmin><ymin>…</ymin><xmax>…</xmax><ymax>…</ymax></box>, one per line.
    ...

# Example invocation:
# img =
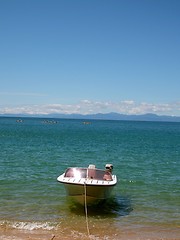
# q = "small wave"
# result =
<box><xmin>0</xmin><ymin>220</ymin><xmax>57</xmax><ymax>231</ymax></box>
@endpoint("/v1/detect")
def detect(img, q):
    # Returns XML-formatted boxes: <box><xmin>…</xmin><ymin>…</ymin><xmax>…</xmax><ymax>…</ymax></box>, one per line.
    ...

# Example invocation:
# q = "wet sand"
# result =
<box><xmin>0</xmin><ymin>225</ymin><xmax>179</xmax><ymax>240</ymax></box>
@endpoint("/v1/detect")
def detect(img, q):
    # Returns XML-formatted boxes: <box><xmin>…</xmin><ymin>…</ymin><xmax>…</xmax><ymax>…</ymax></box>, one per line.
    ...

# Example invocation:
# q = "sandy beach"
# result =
<box><xmin>0</xmin><ymin>225</ymin><xmax>180</xmax><ymax>240</ymax></box>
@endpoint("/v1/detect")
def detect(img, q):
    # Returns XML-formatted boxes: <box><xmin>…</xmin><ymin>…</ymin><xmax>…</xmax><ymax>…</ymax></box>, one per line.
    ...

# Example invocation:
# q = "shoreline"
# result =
<box><xmin>0</xmin><ymin>224</ymin><xmax>179</xmax><ymax>240</ymax></box>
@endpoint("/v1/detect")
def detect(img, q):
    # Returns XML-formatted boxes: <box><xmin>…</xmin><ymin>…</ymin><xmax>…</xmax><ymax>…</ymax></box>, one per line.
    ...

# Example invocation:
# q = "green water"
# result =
<box><xmin>0</xmin><ymin>117</ymin><xmax>179</xmax><ymax>231</ymax></box>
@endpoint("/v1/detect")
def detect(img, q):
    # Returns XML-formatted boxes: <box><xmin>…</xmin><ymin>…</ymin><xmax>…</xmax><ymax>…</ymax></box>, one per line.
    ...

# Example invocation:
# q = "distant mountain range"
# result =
<box><xmin>1</xmin><ymin>112</ymin><xmax>180</xmax><ymax>122</ymax></box>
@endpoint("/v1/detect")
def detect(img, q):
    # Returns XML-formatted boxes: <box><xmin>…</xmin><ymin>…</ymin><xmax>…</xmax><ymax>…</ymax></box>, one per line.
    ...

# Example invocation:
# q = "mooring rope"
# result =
<box><xmin>84</xmin><ymin>181</ymin><xmax>90</xmax><ymax>238</ymax></box>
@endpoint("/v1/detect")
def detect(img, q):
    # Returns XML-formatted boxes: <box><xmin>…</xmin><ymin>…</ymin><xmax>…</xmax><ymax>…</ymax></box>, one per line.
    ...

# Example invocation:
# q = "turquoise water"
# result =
<box><xmin>0</xmin><ymin>117</ymin><xmax>179</xmax><ymax>233</ymax></box>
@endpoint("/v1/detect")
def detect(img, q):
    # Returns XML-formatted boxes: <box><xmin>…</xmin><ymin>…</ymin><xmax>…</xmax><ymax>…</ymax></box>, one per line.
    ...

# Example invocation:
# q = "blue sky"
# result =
<box><xmin>0</xmin><ymin>0</ymin><xmax>180</xmax><ymax>116</ymax></box>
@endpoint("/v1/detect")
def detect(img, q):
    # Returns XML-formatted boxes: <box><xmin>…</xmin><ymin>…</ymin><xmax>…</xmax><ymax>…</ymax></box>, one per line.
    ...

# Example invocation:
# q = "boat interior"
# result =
<box><xmin>64</xmin><ymin>166</ymin><xmax>113</xmax><ymax>181</ymax></box>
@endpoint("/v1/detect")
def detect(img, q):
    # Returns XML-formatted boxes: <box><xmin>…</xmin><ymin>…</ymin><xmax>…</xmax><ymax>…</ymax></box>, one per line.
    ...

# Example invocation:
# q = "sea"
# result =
<box><xmin>0</xmin><ymin>117</ymin><xmax>179</xmax><ymax>239</ymax></box>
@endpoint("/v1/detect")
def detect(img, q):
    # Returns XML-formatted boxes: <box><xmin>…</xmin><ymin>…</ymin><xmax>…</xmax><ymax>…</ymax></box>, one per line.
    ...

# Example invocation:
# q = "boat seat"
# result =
<box><xmin>103</xmin><ymin>172</ymin><xmax>112</xmax><ymax>181</ymax></box>
<box><xmin>88</xmin><ymin>169</ymin><xmax>96</xmax><ymax>179</ymax></box>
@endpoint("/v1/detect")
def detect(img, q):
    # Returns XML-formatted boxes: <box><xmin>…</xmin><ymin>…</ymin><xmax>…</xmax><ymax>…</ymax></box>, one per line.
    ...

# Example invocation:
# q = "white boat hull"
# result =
<box><xmin>65</xmin><ymin>183</ymin><xmax>114</xmax><ymax>205</ymax></box>
<box><xmin>57</xmin><ymin>173</ymin><xmax>117</xmax><ymax>205</ymax></box>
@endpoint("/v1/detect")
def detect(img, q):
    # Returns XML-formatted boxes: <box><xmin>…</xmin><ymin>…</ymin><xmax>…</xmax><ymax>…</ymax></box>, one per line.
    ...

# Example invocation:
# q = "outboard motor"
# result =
<box><xmin>105</xmin><ymin>164</ymin><xmax>113</xmax><ymax>173</ymax></box>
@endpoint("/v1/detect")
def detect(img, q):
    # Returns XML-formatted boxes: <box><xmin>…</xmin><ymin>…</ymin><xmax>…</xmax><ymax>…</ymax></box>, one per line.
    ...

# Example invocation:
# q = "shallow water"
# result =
<box><xmin>0</xmin><ymin>117</ymin><xmax>179</xmax><ymax>238</ymax></box>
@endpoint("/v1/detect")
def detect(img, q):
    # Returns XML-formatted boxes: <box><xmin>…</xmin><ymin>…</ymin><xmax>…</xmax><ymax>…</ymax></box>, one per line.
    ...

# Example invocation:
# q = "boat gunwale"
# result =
<box><xmin>57</xmin><ymin>174</ymin><xmax>117</xmax><ymax>186</ymax></box>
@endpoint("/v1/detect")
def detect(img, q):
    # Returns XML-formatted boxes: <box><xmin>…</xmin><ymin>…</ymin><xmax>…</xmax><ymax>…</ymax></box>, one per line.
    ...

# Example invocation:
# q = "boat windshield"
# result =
<box><xmin>64</xmin><ymin>168</ymin><xmax>87</xmax><ymax>178</ymax></box>
<box><xmin>64</xmin><ymin>168</ymin><xmax>112</xmax><ymax>181</ymax></box>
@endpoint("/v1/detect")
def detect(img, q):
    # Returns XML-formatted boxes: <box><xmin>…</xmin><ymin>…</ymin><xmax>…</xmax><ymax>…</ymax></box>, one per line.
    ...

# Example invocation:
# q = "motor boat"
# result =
<box><xmin>57</xmin><ymin>164</ymin><xmax>117</xmax><ymax>205</ymax></box>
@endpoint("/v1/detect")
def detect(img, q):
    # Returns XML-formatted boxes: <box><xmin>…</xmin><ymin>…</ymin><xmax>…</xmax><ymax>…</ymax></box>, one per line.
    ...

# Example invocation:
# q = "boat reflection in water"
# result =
<box><xmin>57</xmin><ymin>164</ymin><xmax>117</xmax><ymax>205</ymax></box>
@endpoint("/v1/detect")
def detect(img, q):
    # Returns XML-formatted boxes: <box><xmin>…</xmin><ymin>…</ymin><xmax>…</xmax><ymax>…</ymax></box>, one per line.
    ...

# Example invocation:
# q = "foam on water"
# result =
<box><xmin>0</xmin><ymin>220</ymin><xmax>56</xmax><ymax>231</ymax></box>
